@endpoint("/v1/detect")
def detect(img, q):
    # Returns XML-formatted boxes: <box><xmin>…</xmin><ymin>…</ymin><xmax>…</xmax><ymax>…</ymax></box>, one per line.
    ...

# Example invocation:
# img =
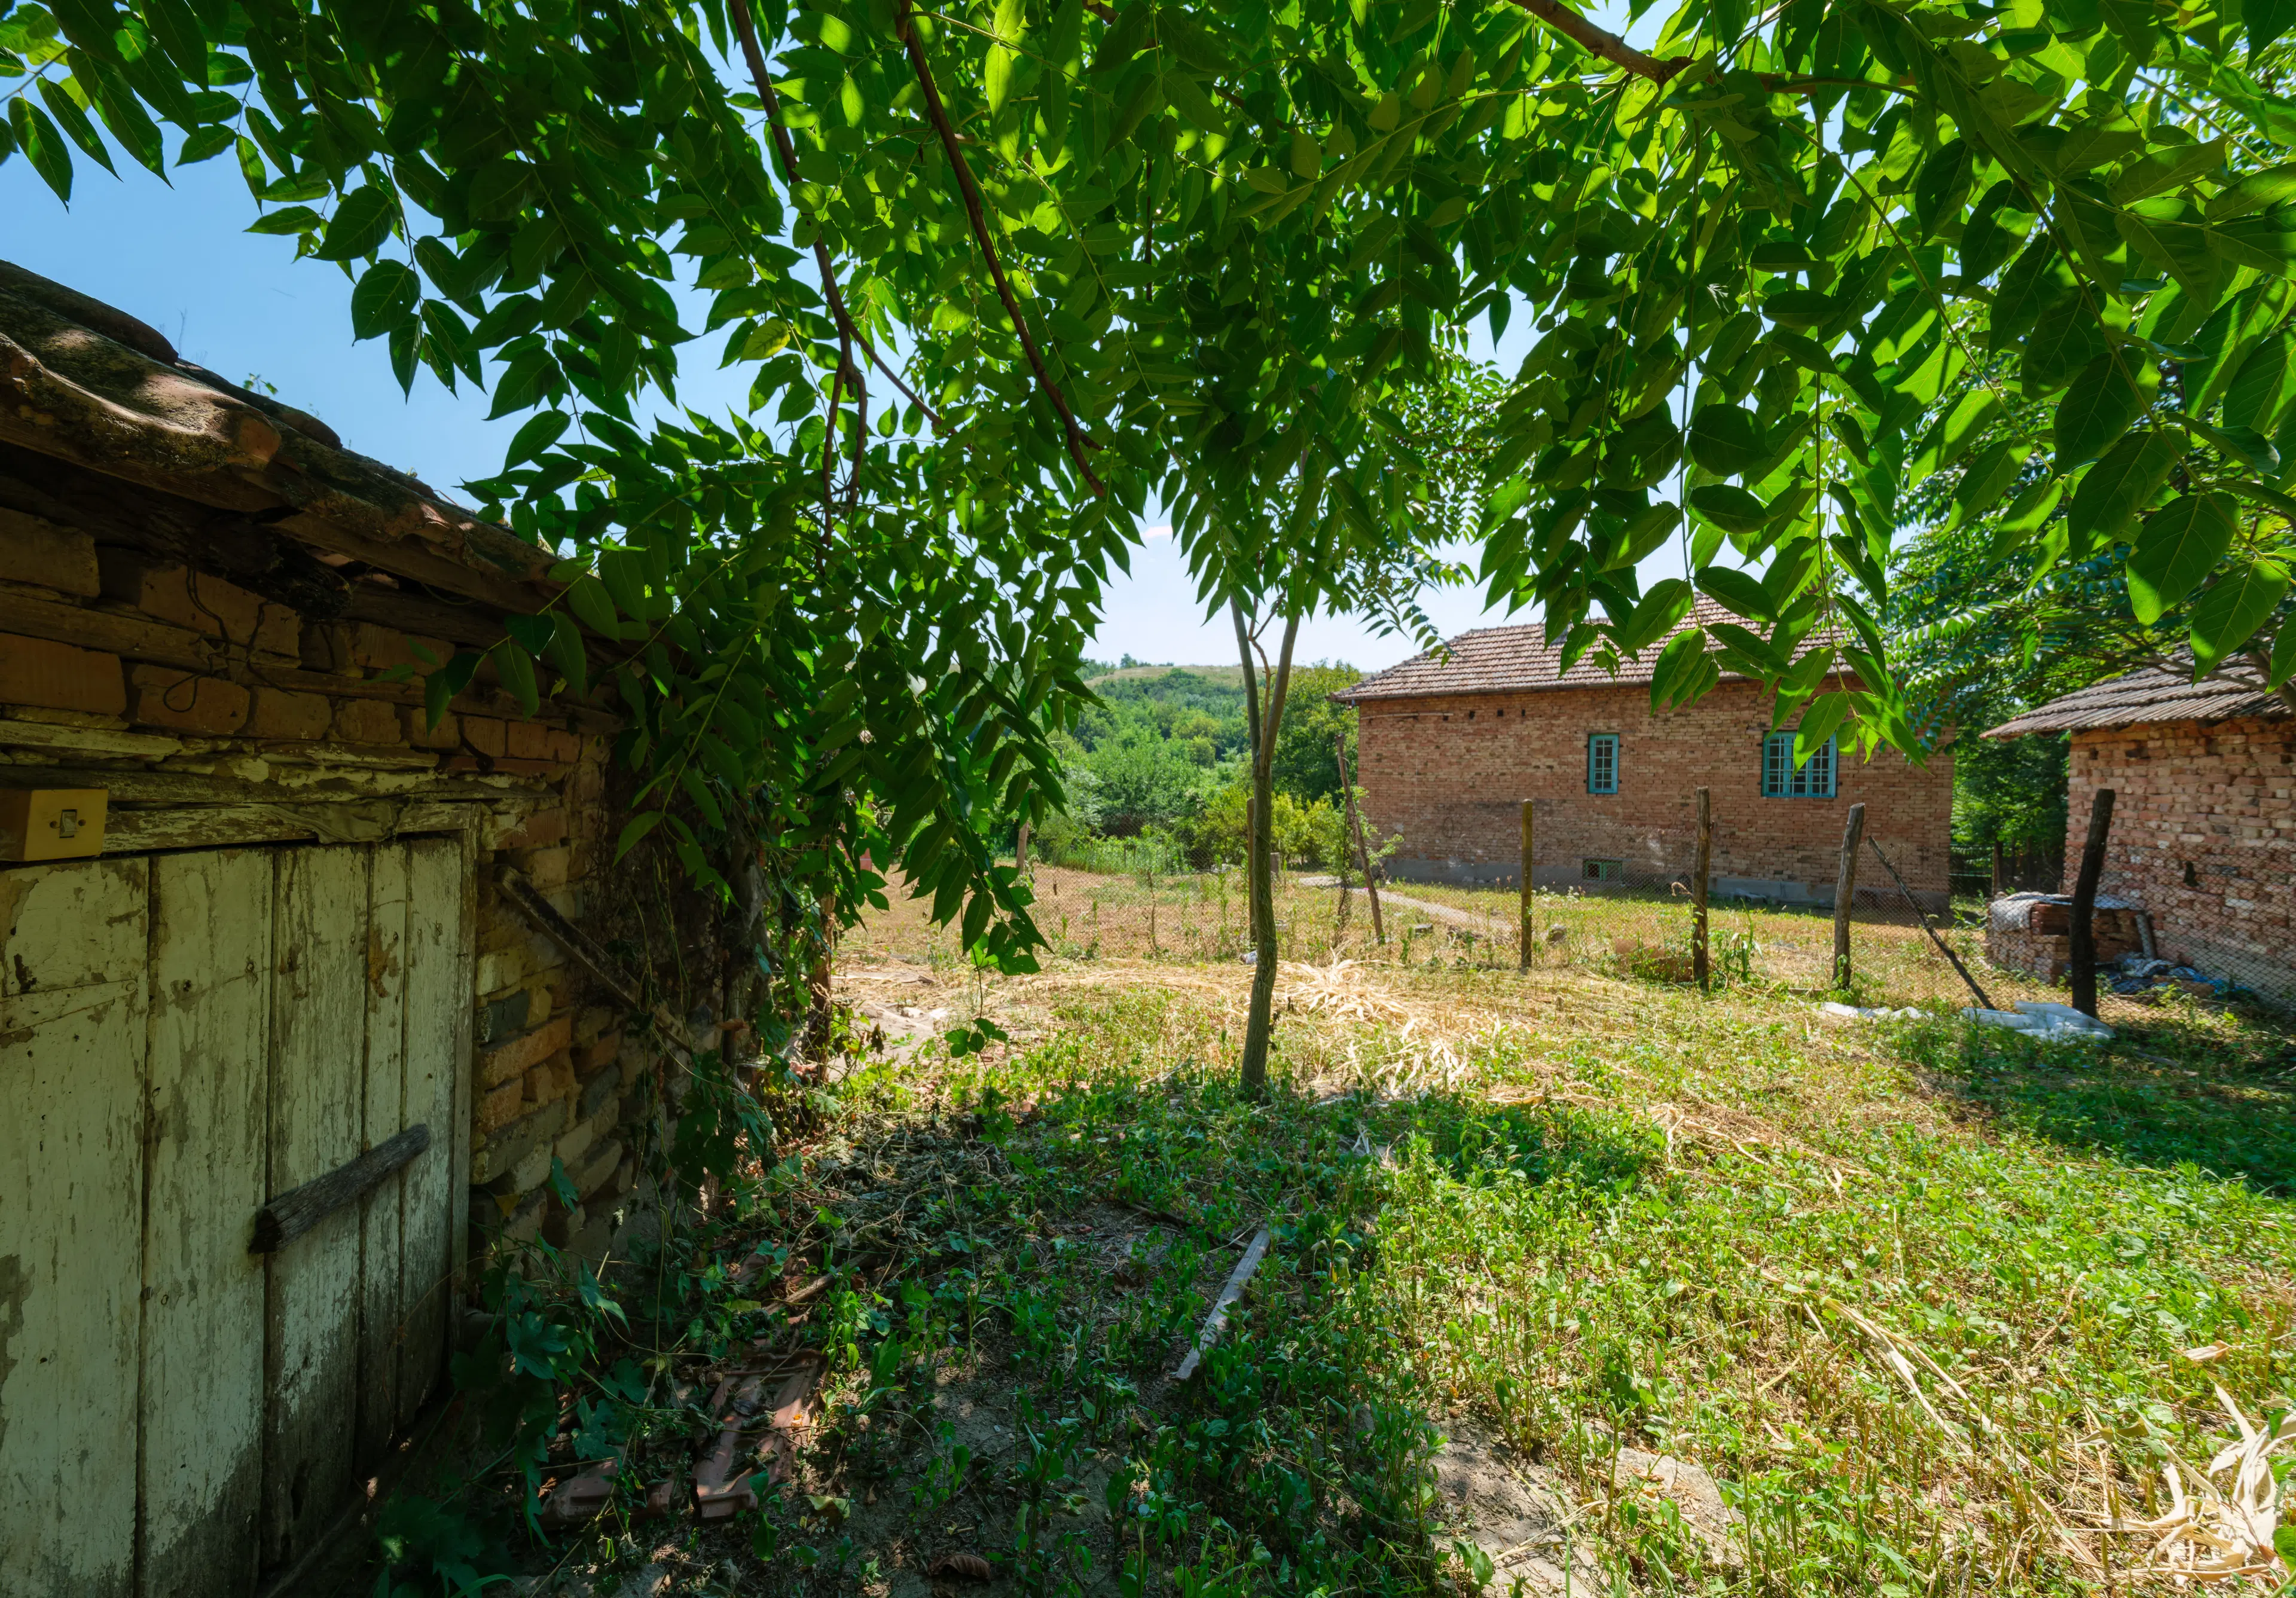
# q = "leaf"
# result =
<box><xmin>315</xmin><ymin>184</ymin><xmax>397</xmax><ymax>262</ymax></box>
<box><xmin>2222</xmin><ymin>329</ymin><xmax>2296</xmax><ymax>433</ymax></box>
<box><xmin>10</xmin><ymin>99</ymin><xmax>72</xmax><ymax>201</ymax></box>
<box><xmin>1611</xmin><ymin>578</ymin><xmax>1693</xmax><ymax>655</ymax></box>
<box><xmin>2054</xmin><ymin>350</ymin><xmax>2155</xmax><ymax>469</ymax></box>
<box><xmin>1695</xmin><ymin>563</ymin><xmax>1777</xmax><ymax>623</ymax></box>
<box><xmin>2109</xmin><ymin>139</ymin><xmax>2225</xmax><ymax>206</ymax></box>
<box><xmin>1687</xmin><ymin>405</ymin><xmax>1768</xmax><ymax>476</ymax></box>
<box><xmin>2271</xmin><ymin>612</ymin><xmax>2296</xmax><ymax>688</ymax></box>
<box><xmin>566</xmin><ymin>575</ymin><xmax>622</xmax><ymax>640</ymax></box>
<box><xmin>545</xmin><ymin>612</ymin><xmax>589</xmax><ymax>701</ymax></box>
<box><xmin>493</xmin><ymin>638</ymin><xmax>541</xmax><ymax>717</ymax></box>
<box><xmin>1689</xmin><ymin>484</ymin><xmax>1770</xmax><ymax>536</ymax></box>
<box><xmin>349</xmin><ymin>260</ymin><xmax>417</xmax><ymax>341</ymax></box>
<box><xmin>2188</xmin><ymin>558</ymin><xmax>2291</xmax><ymax>670</ymax></box>
<box><xmin>1607</xmin><ymin>503</ymin><xmax>1680</xmax><ymax>570</ymax></box>
<box><xmin>1950</xmin><ymin>440</ymin><xmax>2031</xmax><ymax>527</ymax></box>
<box><xmin>246</xmin><ymin>204</ymin><xmax>323</xmax><ymax>237</ymax></box>
<box><xmin>1912</xmin><ymin>390</ymin><xmax>2000</xmax><ymax>483</ymax></box>
<box><xmin>984</xmin><ymin>0</ymin><xmax>1021</xmax><ymax>115</ymax></box>
<box><xmin>2065</xmin><ymin>429</ymin><xmax>2184</xmax><ymax>555</ymax></box>
<box><xmin>506</xmin><ymin>408</ymin><xmax>572</xmax><ymax>468</ymax></box>
<box><xmin>1648</xmin><ymin>627</ymin><xmax>1714</xmax><ymax>712</ymax></box>
<box><xmin>2021</xmin><ymin>297</ymin><xmax>2110</xmax><ymax>392</ymax></box>
<box><xmin>421</xmin><ymin>649</ymin><xmax>483</xmax><ymax>731</ymax></box>
<box><xmin>2128</xmin><ymin>493</ymin><xmax>2239</xmax><ymax>623</ymax></box>
<box><xmin>2208</xmin><ymin>162</ymin><xmax>2296</xmax><ymax>222</ymax></box>
<box><xmin>615</xmin><ymin>810</ymin><xmax>665</xmax><ymax>860</ymax></box>
<box><xmin>178</xmin><ymin>123</ymin><xmax>236</xmax><ymax>163</ymax></box>
<box><xmin>1793</xmin><ymin>691</ymin><xmax>1854</xmax><ymax>767</ymax></box>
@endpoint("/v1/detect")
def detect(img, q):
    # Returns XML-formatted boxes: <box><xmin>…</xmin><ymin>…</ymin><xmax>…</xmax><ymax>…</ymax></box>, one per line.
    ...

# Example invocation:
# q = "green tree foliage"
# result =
<box><xmin>16</xmin><ymin>0</ymin><xmax>2296</xmax><ymax>981</ymax></box>
<box><xmin>1267</xmin><ymin>663</ymin><xmax>1363</xmax><ymax>804</ymax></box>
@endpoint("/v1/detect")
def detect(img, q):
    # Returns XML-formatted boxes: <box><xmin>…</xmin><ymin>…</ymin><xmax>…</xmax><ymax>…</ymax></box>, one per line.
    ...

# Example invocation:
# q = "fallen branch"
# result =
<box><xmin>894</xmin><ymin>0</ymin><xmax>1106</xmax><ymax>496</ymax></box>
<box><xmin>1175</xmin><ymin>1224</ymin><xmax>1271</xmax><ymax>1379</ymax></box>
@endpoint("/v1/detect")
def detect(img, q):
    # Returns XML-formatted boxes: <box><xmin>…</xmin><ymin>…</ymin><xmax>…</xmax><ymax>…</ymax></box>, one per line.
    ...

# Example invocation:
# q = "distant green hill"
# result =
<box><xmin>1084</xmin><ymin>664</ymin><xmax>1246</xmax><ymax>689</ymax></box>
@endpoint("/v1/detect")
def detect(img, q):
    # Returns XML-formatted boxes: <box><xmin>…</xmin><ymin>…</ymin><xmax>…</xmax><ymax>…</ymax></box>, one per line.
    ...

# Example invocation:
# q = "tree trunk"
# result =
<box><xmin>1234</xmin><ymin>600</ymin><xmax>1299</xmax><ymax>1100</ymax></box>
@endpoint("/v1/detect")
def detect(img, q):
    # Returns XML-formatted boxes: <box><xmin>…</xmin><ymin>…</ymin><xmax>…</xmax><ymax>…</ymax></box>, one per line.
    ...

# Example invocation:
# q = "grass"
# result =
<box><xmin>409</xmin><ymin>873</ymin><xmax>2294</xmax><ymax>1598</ymax></box>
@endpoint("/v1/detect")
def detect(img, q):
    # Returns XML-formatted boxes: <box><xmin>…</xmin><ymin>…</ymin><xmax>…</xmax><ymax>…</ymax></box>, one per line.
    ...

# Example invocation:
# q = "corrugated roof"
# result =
<box><xmin>1333</xmin><ymin>597</ymin><xmax>1761</xmax><ymax>702</ymax></box>
<box><xmin>1984</xmin><ymin>659</ymin><xmax>2290</xmax><ymax>738</ymax></box>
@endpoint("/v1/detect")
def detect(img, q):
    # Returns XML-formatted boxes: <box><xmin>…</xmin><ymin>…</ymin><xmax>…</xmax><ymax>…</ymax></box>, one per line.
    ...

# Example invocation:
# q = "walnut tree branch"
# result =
<box><xmin>1494</xmin><ymin>0</ymin><xmax>1690</xmax><ymax>83</ymax></box>
<box><xmin>725</xmin><ymin>0</ymin><xmax>943</xmax><ymax>438</ymax></box>
<box><xmin>894</xmin><ymin>0</ymin><xmax>1107</xmax><ymax>497</ymax></box>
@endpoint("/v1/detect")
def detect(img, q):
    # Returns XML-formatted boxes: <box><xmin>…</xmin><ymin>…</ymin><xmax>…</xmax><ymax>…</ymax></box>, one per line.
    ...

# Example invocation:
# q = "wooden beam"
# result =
<box><xmin>251</xmin><ymin>1125</ymin><xmax>430</xmax><ymax>1254</ymax></box>
<box><xmin>2068</xmin><ymin>788</ymin><xmax>2115</xmax><ymax>1018</ymax></box>
<box><xmin>1519</xmin><ymin>799</ymin><xmax>1534</xmax><ymax>971</ymax></box>
<box><xmin>1692</xmin><ymin>787</ymin><xmax>1711</xmax><ymax>992</ymax></box>
<box><xmin>1831</xmin><ymin>803</ymin><xmax>1866</xmax><ymax>989</ymax></box>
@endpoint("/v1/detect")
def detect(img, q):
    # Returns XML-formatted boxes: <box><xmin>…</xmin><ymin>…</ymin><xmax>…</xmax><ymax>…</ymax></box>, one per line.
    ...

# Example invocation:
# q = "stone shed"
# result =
<box><xmin>0</xmin><ymin>261</ymin><xmax>733</xmax><ymax>1594</ymax></box>
<box><xmin>1334</xmin><ymin>600</ymin><xmax>1955</xmax><ymax>905</ymax></box>
<box><xmin>1984</xmin><ymin>659</ymin><xmax>2292</xmax><ymax>1006</ymax></box>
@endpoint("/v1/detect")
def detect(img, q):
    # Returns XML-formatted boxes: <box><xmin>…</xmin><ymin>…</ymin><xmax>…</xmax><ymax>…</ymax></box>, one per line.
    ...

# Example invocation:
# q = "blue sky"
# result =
<box><xmin>1</xmin><ymin>4</ymin><xmax>1666</xmax><ymax>676</ymax></box>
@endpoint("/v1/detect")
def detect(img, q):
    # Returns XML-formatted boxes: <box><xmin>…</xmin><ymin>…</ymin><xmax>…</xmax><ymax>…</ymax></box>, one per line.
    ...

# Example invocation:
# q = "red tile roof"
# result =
<box><xmin>1333</xmin><ymin>597</ymin><xmax>1756</xmax><ymax>703</ymax></box>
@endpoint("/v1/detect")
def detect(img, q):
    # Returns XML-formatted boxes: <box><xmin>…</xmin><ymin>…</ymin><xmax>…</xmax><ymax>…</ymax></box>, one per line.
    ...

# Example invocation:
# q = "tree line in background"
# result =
<box><xmin>1037</xmin><ymin>661</ymin><xmax>1366</xmax><ymax>873</ymax></box>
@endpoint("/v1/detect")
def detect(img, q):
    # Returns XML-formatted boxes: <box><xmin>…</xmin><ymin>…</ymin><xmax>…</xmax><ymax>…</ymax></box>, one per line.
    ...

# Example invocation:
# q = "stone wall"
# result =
<box><xmin>1353</xmin><ymin>678</ymin><xmax>1955</xmax><ymax>900</ymax></box>
<box><xmin>2065</xmin><ymin>715</ymin><xmax>2293</xmax><ymax>1003</ymax></box>
<box><xmin>0</xmin><ymin>490</ymin><xmax>687</xmax><ymax>1271</ymax></box>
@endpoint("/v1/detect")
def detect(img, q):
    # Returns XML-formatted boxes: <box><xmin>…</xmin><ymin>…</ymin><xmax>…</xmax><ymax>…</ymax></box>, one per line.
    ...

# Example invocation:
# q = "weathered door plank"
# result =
<box><xmin>397</xmin><ymin>836</ymin><xmax>464</xmax><ymax>1427</ymax></box>
<box><xmin>261</xmin><ymin>846</ymin><xmax>371</xmax><ymax>1570</ymax></box>
<box><xmin>356</xmin><ymin>843</ymin><xmax>409</xmax><ymax>1469</ymax></box>
<box><xmin>0</xmin><ymin>858</ymin><xmax>151</xmax><ymax>1598</ymax></box>
<box><xmin>138</xmin><ymin>849</ymin><xmax>272</xmax><ymax>1598</ymax></box>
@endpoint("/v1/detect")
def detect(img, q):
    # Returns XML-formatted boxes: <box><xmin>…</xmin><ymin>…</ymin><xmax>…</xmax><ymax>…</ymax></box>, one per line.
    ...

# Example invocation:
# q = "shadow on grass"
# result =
<box><xmin>1897</xmin><ymin>1010</ymin><xmax>2296</xmax><ymax>1196</ymax></box>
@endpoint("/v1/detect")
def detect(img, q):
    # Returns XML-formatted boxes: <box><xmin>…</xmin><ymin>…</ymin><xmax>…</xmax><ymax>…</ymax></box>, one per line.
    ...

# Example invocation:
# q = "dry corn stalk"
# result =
<box><xmin>2093</xmin><ymin>1385</ymin><xmax>2291</xmax><ymax>1585</ymax></box>
<box><xmin>1279</xmin><ymin>958</ymin><xmax>1415</xmax><ymax>1026</ymax></box>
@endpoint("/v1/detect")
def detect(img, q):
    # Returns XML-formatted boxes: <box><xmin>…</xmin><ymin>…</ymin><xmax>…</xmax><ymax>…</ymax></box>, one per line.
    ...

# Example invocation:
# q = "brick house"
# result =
<box><xmin>0</xmin><ymin>260</ymin><xmax>746</xmax><ymax>1591</ymax></box>
<box><xmin>1983</xmin><ymin>659</ymin><xmax>2292</xmax><ymax>1004</ymax></box>
<box><xmin>1333</xmin><ymin>601</ymin><xmax>1954</xmax><ymax>903</ymax></box>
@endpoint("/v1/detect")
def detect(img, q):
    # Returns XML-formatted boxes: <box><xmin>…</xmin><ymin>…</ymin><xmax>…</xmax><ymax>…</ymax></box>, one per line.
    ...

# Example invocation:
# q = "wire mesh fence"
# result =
<box><xmin>848</xmin><ymin>857</ymin><xmax>2281</xmax><ymax>1023</ymax></box>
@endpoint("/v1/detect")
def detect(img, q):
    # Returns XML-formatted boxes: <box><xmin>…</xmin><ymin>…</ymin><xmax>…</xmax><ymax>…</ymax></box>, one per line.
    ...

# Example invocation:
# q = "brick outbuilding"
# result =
<box><xmin>0</xmin><ymin>259</ymin><xmax>750</xmax><ymax>1591</ymax></box>
<box><xmin>1984</xmin><ymin>660</ymin><xmax>2292</xmax><ymax>1005</ymax></box>
<box><xmin>1334</xmin><ymin>601</ymin><xmax>1954</xmax><ymax>904</ymax></box>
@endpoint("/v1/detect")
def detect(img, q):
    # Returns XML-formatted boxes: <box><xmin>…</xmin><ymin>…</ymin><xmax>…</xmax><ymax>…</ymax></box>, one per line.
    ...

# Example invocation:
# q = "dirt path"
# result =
<box><xmin>1296</xmin><ymin>876</ymin><xmax>1509</xmax><ymax>935</ymax></box>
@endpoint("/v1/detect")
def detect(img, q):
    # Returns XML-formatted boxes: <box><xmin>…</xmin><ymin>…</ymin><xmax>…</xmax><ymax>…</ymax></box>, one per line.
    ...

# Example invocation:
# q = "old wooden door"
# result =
<box><xmin>0</xmin><ymin>838</ymin><xmax>468</xmax><ymax>1598</ymax></box>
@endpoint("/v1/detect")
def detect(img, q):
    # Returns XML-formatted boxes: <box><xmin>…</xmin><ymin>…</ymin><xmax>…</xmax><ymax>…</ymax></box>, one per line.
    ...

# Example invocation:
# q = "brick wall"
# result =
<box><xmin>0</xmin><ymin>494</ymin><xmax>687</xmax><ymax>1266</ymax></box>
<box><xmin>1354</xmin><ymin>679</ymin><xmax>1954</xmax><ymax>900</ymax></box>
<box><xmin>2065</xmin><ymin>716</ymin><xmax>2293</xmax><ymax>1004</ymax></box>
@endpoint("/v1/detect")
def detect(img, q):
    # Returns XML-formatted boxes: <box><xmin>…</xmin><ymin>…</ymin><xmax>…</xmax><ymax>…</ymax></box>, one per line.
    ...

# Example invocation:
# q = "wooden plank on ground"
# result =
<box><xmin>356</xmin><ymin>842</ymin><xmax>409</xmax><ymax>1471</ymax></box>
<box><xmin>262</xmin><ymin>845</ymin><xmax>371</xmax><ymax>1572</ymax></box>
<box><xmin>398</xmin><ymin>835</ymin><xmax>464</xmax><ymax>1425</ymax></box>
<box><xmin>139</xmin><ymin>849</ymin><xmax>272</xmax><ymax>1598</ymax></box>
<box><xmin>1174</xmin><ymin>1226</ymin><xmax>1272</xmax><ymax>1381</ymax></box>
<box><xmin>0</xmin><ymin>858</ymin><xmax>149</xmax><ymax>1598</ymax></box>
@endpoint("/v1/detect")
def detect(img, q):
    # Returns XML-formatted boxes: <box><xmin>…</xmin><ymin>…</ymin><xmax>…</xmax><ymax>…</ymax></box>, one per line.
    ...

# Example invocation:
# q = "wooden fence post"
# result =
<box><xmin>1831</xmin><ymin>802</ymin><xmax>1866</xmax><ymax>989</ymax></box>
<box><xmin>2068</xmin><ymin>787</ymin><xmax>2116</xmax><ymax>1018</ymax></box>
<box><xmin>1692</xmin><ymin>787</ymin><xmax>1712</xmax><ymax>992</ymax></box>
<box><xmin>1016</xmin><ymin>820</ymin><xmax>1031</xmax><ymax>879</ymax></box>
<box><xmin>1518</xmin><ymin>798</ymin><xmax>1535</xmax><ymax>971</ymax></box>
<box><xmin>1337</xmin><ymin>733</ymin><xmax>1383</xmax><ymax>945</ymax></box>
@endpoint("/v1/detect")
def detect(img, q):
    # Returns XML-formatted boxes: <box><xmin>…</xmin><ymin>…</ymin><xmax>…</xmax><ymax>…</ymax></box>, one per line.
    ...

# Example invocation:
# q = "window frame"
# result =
<box><xmin>1586</xmin><ymin>732</ymin><xmax>1620</xmax><ymax>795</ymax></box>
<box><xmin>1762</xmin><ymin>732</ymin><xmax>1837</xmax><ymax>798</ymax></box>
